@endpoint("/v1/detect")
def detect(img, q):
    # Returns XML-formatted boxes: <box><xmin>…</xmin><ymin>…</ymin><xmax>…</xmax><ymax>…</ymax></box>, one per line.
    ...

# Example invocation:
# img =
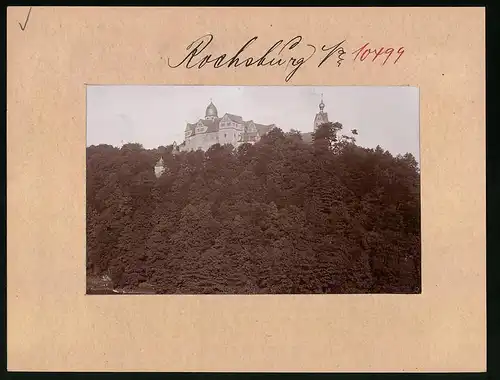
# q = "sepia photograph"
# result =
<box><xmin>86</xmin><ymin>85</ymin><xmax>420</xmax><ymax>295</ymax></box>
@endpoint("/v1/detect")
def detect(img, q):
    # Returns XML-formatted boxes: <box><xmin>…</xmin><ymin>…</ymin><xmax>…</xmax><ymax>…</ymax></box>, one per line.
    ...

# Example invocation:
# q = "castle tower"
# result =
<box><xmin>313</xmin><ymin>94</ymin><xmax>329</xmax><ymax>131</ymax></box>
<box><xmin>154</xmin><ymin>157</ymin><xmax>165</xmax><ymax>178</ymax></box>
<box><xmin>205</xmin><ymin>99</ymin><xmax>218</xmax><ymax>121</ymax></box>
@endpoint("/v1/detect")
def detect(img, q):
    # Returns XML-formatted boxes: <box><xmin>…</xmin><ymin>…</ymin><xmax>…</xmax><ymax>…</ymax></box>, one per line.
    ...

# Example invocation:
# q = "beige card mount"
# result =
<box><xmin>7</xmin><ymin>7</ymin><xmax>485</xmax><ymax>372</ymax></box>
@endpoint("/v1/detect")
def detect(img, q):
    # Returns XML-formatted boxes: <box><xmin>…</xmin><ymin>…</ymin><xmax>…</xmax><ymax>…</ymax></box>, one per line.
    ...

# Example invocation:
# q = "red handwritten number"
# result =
<box><xmin>394</xmin><ymin>47</ymin><xmax>405</xmax><ymax>64</ymax></box>
<box><xmin>360</xmin><ymin>49</ymin><xmax>371</xmax><ymax>61</ymax></box>
<box><xmin>352</xmin><ymin>43</ymin><xmax>404</xmax><ymax>65</ymax></box>
<box><xmin>352</xmin><ymin>43</ymin><xmax>369</xmax><ymax>61</ymax></box>
<box><xmin>382</xmin><ymin>48</ymin><xmax>394</xmax><ymax>65</ymax></box>
<box><xmin>372</xmin><ymin>47</ymin><xmax>385</xmax><ymax>62</ymax></box>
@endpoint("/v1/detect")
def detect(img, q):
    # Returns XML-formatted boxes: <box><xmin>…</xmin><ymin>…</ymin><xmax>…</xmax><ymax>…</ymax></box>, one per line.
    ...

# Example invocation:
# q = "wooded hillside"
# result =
<box><xmin>86</xmin><ymin>123</ymin><xmax>421</xmax><ymax>294</ymax></box>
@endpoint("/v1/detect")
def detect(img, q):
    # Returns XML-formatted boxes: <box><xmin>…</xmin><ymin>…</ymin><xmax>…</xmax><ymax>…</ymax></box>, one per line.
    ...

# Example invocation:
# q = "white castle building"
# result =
<box><xmin>177</xmin><ymin>101</ymin><xmax>277</xmax><ymax>152</ymax></box>
<box><xmin>154</xmin><ymin>97</ymin><xmax>331</xmax><ymax>177</ymax></box>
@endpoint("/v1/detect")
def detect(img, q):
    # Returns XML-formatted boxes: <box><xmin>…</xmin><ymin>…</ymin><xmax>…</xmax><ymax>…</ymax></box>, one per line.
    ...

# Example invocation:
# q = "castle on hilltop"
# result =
<box><xmin>154</xmin><ymin>97</ymin><xmax>331</xmax><ymax>177</ymax></box>
<box><xmin>177</xmin><ymin>101</ymin><xmax>277</xmax><ymax>153</ymax></box>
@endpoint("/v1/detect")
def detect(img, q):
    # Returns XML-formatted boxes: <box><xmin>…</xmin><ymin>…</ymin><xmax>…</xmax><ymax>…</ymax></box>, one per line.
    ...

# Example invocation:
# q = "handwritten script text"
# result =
<box><xmin>167</xmin><ymin>34</ymin><xmax>346</xmax><ymax>83</ymax></box>
<box><xmin>167</xmin><ymin>35</ymin><xmax>405</xmax><ymax>82</ymax></box>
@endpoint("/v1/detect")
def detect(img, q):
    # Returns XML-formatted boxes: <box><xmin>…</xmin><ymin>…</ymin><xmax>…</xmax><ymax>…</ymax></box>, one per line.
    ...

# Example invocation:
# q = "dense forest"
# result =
<box><xmin>86</xmin><ymin>122</ymin><xmax>421</xmax><ymax>294</ymax></box>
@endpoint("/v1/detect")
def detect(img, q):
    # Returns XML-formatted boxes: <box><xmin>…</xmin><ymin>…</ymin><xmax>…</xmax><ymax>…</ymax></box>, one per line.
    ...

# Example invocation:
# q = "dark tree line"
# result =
<box><xmin>86</xmin><ymin>122</ymin><xmax>421</xmax><ymax>294</ymax></box>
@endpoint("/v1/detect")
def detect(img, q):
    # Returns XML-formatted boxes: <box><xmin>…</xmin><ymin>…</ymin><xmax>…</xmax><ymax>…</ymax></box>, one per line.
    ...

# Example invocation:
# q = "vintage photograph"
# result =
<box><xmin>86</xmin><ymin>85</ymin><xmax>420</xmax><ymax>295</ymax></box>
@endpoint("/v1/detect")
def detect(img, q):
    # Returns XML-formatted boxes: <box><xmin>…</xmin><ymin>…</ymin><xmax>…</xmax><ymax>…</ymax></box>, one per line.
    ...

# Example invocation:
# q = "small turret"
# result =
<box><xmin>154</xmin><ymin>157</ymin><xmax>165</xmax><ymax>178</ymax></box>
<box><xmin>313</xmin><ymin>94</ymin><xmax>329</xmax><ymax>131</ymax></box>
<box><xmin>205</xmin><ymin>99</ymin><xmax>218</xmax><ymax>120</ymax></box>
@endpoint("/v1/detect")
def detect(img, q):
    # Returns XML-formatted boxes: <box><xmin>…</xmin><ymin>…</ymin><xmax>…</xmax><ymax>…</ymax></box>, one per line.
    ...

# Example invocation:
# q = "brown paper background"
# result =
<box><xmin>7</xmin><ymin>7</ymin><xmax>485</xmax><ymax>372</ymax></box>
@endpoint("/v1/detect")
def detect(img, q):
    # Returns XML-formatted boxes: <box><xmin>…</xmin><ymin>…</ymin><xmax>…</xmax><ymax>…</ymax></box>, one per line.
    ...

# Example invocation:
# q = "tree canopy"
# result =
<box><xmin>86</xmin><ymin>123</ymin><xmax>421</xmax><ymax>294</ymax></box>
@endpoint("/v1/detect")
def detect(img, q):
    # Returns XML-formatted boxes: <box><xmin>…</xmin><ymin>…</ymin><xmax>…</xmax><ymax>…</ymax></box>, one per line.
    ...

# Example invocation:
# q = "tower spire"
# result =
<box><xmin>313</xmin><ymin>93</ymin><xmax>329</xmax><ymax>131</ymax></box>
<box><xmin>319</xmin><ymin>93</ymin><xmax>325</xmax><ymax>112</ymax></box>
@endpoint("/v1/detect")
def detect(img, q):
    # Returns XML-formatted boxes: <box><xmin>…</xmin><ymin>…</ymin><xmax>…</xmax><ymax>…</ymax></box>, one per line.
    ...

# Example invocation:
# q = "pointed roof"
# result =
<box><xmin>155</xmin><ymin>157</ymin><xmax>164</xmax><ymax>166</ymax></box>
<box><xmin>225</xmin><ymin>113</ymin><xmax>244</xmax><ymax>123</ymax></box>
<box><xmin>254</xmin><ymin>123</ymin><xmax>274</xmax><ymax>136</ymax></box>
<box><xmin>205</xmin><ymin>100</ymin><xmax>218</xmax><ymax>118</ymax></box>
<box><xmin>319</xmin><ymin>93</ymin><xmax>325</xmax><ymax>112</ymax></box>
<box><xmin>186</xmin><ymin>118</ymin><xmax>221</xmax><ymax>134</ymax></box>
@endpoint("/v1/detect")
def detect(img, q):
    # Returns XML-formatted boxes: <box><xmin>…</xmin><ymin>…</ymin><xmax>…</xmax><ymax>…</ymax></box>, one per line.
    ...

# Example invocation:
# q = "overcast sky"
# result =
<box><xmin>87</xmin><ymin>86</ymin><xmax>419</xmax><ymax>161</ymax></box>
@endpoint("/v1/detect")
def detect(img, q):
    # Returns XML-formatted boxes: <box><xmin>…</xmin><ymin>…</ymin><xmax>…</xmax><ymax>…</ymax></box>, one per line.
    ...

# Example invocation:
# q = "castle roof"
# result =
<box><xmin>205</xmin><ymin>101</ymin><xmax>218</xmax><ymax>118</ymax></box>
<box><xmin>201</xmin><ymin>118</ymin><xmax>221</xmax><ymax>133</ymax></box>
<box><xmin>225</xmin><ymin>114</ymin><xmax>244</xmax><ymax>123</ymax></box>
<box><xmin>254</xmin><ymin>123</ymin><xmax>275</xmax><ymax>136</ymax></box>
<box><xmin>186</xmin><ymin>115</ymin><xmax>274</xmax><ymax>137</ymax></box>
<box><xmin>186</xmin><ymin>118</ymin><xmax>222</xmax><ymax>134</ymax></box>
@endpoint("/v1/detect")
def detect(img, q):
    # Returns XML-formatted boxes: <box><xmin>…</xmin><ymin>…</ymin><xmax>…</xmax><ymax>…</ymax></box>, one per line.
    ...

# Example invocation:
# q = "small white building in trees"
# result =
<box><xmin>154</xmin><ymin>157</ymin><xmax>165</xmax><ymax>178</ymax></box>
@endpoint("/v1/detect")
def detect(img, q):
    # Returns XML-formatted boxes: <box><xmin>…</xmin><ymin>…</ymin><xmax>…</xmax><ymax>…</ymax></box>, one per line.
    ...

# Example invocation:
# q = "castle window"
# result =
<box><xmin>224</xmin><ymin>133</ymin><xmax>227</xmax><ymax>138</ymax></box>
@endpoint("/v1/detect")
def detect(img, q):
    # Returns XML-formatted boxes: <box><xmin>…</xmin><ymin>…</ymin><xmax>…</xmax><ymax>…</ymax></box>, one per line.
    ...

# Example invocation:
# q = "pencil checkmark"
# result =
<box><xmin>18</xmin><ymin>7</ymin><xmax>32</xmax><ymax>31</ymax></box>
